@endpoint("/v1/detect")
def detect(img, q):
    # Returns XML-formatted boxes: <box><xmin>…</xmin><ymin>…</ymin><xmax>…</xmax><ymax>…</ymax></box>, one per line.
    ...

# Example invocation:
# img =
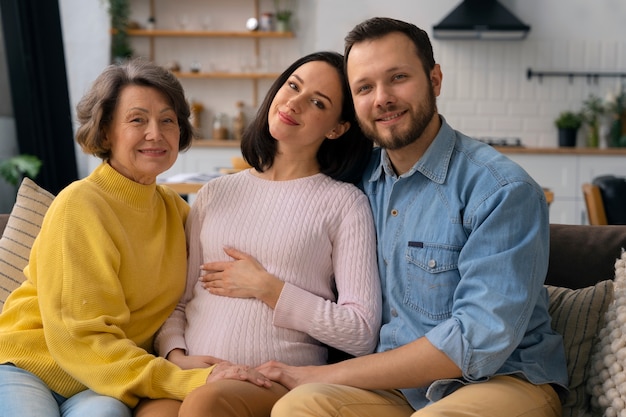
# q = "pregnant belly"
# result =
<box><xmin>184</xmin><ymin>288</ymin><xmax>326</xmax><ymax>367</ymax></box>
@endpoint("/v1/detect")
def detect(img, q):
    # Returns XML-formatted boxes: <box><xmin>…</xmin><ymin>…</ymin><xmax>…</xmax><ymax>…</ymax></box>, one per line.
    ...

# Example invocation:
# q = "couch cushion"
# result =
<box><xmin>547</xmin><ymin>224</ymin><xmax>626</xmax><ymax>289</ymax></box>
<box><xmin>587</xmin><ymin>249</ymin><xmax>626</xmax><ymax>417</ymax></box>
<box><xmin>0</xmin><ymin>177</ymin><xmax>54</xmax><ymax>307</ymax></box>
<box><xmin>547</xmin><ymin>280</ymin><xmax>613</xmax><ymax>417</ymax></box>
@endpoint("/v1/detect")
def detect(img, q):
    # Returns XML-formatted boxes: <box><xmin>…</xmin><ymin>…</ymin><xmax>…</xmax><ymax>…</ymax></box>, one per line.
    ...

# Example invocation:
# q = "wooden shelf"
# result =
<box><xmin>124</xmin><ymin>0</ymin><xmax>294</xmax><ymax>107</ymax></box>
<box><xmin>173</xmin><ymin>71</ymin><xmax>280</xmax><ymax>79</ymax></box>
<box><xmin>192</xmin><ymin>139</ymin><xmax>241</xmax><ymax>148</ymax></box>
<box><xmin>127</xmin><ymin>29</ymin><xmax>294</xmax><ymax>38</ymax></box>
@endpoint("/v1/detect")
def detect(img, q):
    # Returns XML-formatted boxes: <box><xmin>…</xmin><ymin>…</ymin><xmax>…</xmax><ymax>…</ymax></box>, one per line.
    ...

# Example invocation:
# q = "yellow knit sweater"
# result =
<box><xmin>0</xmin><ymin>162</ymin><xmax>211</xmax><ymax>407</ymax></box>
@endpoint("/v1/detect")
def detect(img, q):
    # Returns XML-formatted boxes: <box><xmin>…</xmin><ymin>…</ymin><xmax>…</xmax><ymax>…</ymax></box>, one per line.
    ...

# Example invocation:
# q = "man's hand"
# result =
<box><xmin>207</xmin><ymin>361</ymin><xmax>272</xmax><ymax>388</ymax></box>
<box><xmin>257</xmin><ymin>361</ymin><xmax>330</xmax><ymax>390</ymax></box>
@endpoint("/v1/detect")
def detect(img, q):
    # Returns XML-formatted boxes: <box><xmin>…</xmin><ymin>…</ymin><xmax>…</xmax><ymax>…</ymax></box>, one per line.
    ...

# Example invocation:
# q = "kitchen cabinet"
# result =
<box><xmin>125</xmin><ymin>0</ymin><xmax>296</xmax><ymax>139</ymax></box>
<box><xmin>499</xmin><ymin>148</ymin><xmax>626</xmax><ymax>224</ymax></box>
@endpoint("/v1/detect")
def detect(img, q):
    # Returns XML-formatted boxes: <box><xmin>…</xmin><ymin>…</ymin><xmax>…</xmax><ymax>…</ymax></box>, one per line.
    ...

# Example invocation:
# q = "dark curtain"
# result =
<box><xmin>0</xmin><ymin>0</ymin><xmax>77</xmax><ymax>194</ymax></box>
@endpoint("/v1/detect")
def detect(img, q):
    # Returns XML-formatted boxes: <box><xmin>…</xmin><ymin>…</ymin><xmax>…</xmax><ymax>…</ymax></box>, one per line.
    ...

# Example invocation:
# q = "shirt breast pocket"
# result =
<box><xmin>404</xmin><ymin>242</ymin><xmax>461</xmax><ymax>321</ymax></box>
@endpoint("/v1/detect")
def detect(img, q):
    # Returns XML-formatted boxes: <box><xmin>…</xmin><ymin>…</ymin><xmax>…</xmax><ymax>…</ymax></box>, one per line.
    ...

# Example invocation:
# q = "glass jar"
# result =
<box><xmin>212</xmin><ymin>113</ymin><xmax>229</xmax><ymax>140</ymax></box>
<box><xmin>260</xmin><ymin>13</ymin><xmax>274</xmax><ymax>31</ymax></box>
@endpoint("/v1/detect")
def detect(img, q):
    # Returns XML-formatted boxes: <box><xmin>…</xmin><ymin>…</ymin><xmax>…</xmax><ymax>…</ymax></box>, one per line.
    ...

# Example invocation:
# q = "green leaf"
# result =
<box><xmin>0</xmin><ymin>155</ymin><xmax>42</xmax><ymax>187</ymax></box>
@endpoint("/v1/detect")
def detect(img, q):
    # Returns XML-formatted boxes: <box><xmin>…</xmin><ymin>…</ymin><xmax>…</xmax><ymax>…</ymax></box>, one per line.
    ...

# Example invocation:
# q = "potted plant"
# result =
<box><xmin>107</xmin><ymin>0</ymin><xmax>133</xmax><ymax>63</ymax></box>
<box><xmin>554</xmin><ymin>111</ymin><xmax>582</xmax><ymax>147</ymax></box>
<box><xmin>581</xmin><ymin>94</ymin><xmax>604</xmax><ymax>148</ymax></box>
<box><xmin>274</xmin><ymin>0</ymin><xmax>293</xmax><ymax>32</ymax></box>
<box><xmin>0</xmin><ymin>154</ymin><xmax>42</xmax><ymax>187</ymax></box>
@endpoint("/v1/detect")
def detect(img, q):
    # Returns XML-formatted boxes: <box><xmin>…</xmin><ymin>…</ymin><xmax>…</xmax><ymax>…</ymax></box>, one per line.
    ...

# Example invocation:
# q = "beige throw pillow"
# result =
<box><xmin>0</xmin><ymin>177</ymin><xmax>54</xmax><ymax>307</ymax></box>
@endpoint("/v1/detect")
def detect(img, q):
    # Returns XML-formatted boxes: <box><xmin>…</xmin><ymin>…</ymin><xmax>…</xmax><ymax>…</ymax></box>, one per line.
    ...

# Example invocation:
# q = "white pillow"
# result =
<box><xmin>587</xmin><ymin>249</ymin><xmax>626</xmax><ymax>417</ymax></box>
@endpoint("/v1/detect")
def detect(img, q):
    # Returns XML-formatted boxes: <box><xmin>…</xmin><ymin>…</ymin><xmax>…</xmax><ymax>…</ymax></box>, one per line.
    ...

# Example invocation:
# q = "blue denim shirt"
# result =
<box><xmin>361</xmin><ymin>117</ymin><xmax>568</xmax><ymax>409</ymax></box>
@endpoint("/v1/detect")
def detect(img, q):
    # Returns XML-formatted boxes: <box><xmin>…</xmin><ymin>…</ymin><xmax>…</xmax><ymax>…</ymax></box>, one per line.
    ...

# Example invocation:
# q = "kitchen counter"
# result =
<box><xmin>494</xmin><ymin>147</ymin><xmax>626</xmax><ymax>156</ymax></box>
<box><xmin>191</xmin><ymin>141</ymin><xmax>626</xmax><ymax>156</ymax></box>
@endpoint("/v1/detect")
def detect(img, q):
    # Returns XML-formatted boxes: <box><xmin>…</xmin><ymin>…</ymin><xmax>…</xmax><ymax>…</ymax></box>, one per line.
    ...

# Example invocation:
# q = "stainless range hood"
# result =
<box><xmin>433</xmin><ymin>0</ymin><xmax>530</xmax><ymax>40</ymax></box>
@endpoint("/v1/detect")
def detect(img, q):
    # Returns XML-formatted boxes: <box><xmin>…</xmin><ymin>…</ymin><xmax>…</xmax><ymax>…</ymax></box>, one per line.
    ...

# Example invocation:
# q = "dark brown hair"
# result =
<box><xmin>75</xmin><ymin>58</ymin><xmax>194</xmax><ymax>159</ymax></box>
<box><xmin>240</xmin><ymin>51</ymin><xmax>372</xmax><ymax>184</ymax></box>
<box><xmin>344</xmin><ymin>17</ymin><xmax>436</xmax><ymax>76</ymax></box>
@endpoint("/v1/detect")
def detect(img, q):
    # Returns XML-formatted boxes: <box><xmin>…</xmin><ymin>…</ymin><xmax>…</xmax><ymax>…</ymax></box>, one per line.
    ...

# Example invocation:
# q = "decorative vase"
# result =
<box><xmin>276</xmin><ymin>19</ymin><xmax>290</xmax><ymax>32</ymax></box>
<box><xmin>587</xmin><ymin>122</ymin><xmax>600</xmax><ymax>148</ymax></box>
<box><xmin>558</xmin><ymin>128</ymin><xmax>578</xmax><ymax>147</ymax></box>
<box><xmin>233</xmin><ymin>101</ymin><xmax>245</xmax><ymax>141</ymax></box>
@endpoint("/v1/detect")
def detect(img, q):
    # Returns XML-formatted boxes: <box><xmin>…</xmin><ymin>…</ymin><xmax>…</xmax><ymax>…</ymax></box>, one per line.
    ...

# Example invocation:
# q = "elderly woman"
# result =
<box><xmin>0</xmin><ymin>58</ymin><xmax>270</xmax><ymax>417</ymax></box>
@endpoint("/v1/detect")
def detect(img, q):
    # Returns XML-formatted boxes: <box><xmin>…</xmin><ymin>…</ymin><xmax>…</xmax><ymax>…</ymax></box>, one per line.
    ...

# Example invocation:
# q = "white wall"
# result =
<box><xmin>59</xmin><ymin>0</ymin><xmax>626</xmax><ymax>178</ymax></box>
<box><xmin>58</xmin><ymin>0</ymin><xmax>110</xmax><ymax>178</ymax></box>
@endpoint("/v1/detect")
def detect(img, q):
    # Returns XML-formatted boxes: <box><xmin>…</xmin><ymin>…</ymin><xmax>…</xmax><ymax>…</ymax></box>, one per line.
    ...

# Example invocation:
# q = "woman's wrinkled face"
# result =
<box><xmin>106</xmin><ymin>85</ymin><xmax>180</xmax><ymax>184</ymax></box>
<box><xmin>268</xmin><ymin>60</ymin><xmax>349</xmax><ymax>152</ymax></box>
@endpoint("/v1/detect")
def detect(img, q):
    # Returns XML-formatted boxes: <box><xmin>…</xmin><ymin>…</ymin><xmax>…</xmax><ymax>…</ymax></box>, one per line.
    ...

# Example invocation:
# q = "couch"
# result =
<box><xmin>1</xmin><ymin>178</ymin><xmax>626</xmax><ymax>417</ymax></box>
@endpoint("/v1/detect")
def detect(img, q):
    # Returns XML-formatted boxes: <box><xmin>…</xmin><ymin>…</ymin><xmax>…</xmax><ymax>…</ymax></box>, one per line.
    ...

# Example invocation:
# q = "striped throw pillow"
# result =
<box><xmin>0</xmin><ymin>177</ymin><xmax>54</xmax><ymax>307</ymax></box>
<box><xmin>547</xmin><ymin>280</ymin><xmax>614</xmax><ymax>417</ymax></box>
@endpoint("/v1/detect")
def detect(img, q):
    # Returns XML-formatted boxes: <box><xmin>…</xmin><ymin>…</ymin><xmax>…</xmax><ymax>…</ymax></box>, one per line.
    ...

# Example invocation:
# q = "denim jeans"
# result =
<box><xmin>0</xmin><ymin>363</ymin><xmax>131</xmax><ymax>417</ymax></box>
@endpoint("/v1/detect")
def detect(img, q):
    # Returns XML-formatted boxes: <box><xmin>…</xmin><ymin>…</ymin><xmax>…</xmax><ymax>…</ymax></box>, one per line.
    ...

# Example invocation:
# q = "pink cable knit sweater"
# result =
<box><xmin>155</xmin><ymin>170</ymin><xmax>382</xmax><ymax>367</ymax></box>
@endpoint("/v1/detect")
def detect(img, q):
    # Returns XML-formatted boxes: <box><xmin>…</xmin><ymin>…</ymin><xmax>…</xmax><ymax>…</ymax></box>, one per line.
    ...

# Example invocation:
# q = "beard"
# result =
<box><xmin>359</xmin><ymin>83</ymin><xmax>437</xmax><ymax>151</ymax></box>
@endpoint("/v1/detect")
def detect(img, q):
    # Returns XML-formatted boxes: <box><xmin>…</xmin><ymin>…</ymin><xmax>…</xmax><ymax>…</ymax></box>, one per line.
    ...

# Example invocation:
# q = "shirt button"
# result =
<box><xmin>428</xmin><ymin>259</ymin><xmax>437</xmax><ymax>268</ymax></box>
<box><xmin>391</xmin><ymin>209</ymin><xmax>398</xmax><ymax>216</ymax></box>
<box><xmin>391</xmin><ymin>308</ymin><xmax>398</xmax><ymax>317</ymax></box>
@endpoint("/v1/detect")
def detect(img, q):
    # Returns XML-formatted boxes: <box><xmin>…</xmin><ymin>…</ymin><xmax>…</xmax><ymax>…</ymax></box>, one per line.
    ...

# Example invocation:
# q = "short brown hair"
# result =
<box><xmin>75</xmin><ymin>58</ymin><xmax>194</xmax><ymax>159</ymax></box>
<box><xmin>344</xmin><ymin>17</ymin><xmax>436</xmax><ymax>77</ymax></box>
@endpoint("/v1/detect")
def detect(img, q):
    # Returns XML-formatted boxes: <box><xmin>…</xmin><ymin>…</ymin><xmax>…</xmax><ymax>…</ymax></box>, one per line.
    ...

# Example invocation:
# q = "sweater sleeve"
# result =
<box><xmin>154</xmin><ymin>187</ymin><xmax>207</xmax><ymax>357</ymax></box>
<box><xmin>35</xmin><ymin>189</ymin><xmax>211</xmax><ymax>407</ymax></box>
<box><xmin>273</xmin><ymin>192</ymin><xmax>382</xmax><ymax>356</ymax></box>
